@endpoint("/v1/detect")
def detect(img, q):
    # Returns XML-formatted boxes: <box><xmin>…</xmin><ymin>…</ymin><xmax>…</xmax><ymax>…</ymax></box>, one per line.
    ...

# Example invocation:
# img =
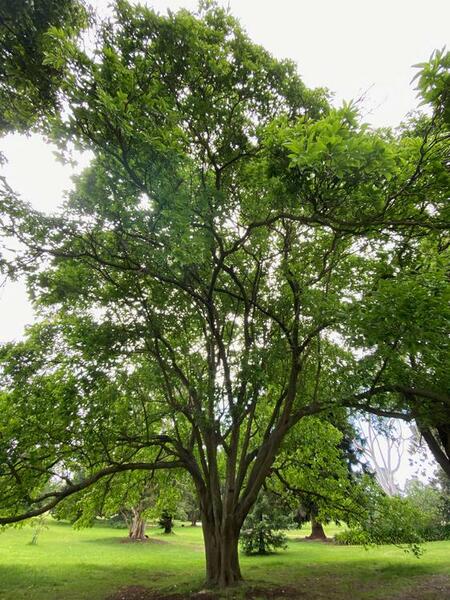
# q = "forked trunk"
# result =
<box><xmin>306</xmin><ymin>515</ymin><xmax>327</xmax><ymax>540</ymax></box>
<box><xmin>128</xmin><ymin>508</ymin><xmax>146</xmax><ymax>540</ymax></box>
<box><xmin>202</xmin><ymin>516</ymin><xmax>242</xmax><ymax>587</ymax></box>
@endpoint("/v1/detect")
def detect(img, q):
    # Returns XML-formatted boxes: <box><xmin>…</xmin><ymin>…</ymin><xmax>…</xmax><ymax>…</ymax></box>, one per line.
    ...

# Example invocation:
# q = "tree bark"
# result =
<box><xmin>419</xmin><ymin>424</ymin><xmax>450</xmax><ymax>478</ymax></box>
<box><xmin>202</xmin><ymin>514</ymin><xmax>242</xmax><ymax>587</ymax></box>
<box><xmin>306</xmin><ymin>515</ymin><xmax>327</xmax><ymax>540</ymax></box>
<box><xmin>128</xmin><ymin>508</ymin><xmax>146</xmax><ymax>540</ymax></box>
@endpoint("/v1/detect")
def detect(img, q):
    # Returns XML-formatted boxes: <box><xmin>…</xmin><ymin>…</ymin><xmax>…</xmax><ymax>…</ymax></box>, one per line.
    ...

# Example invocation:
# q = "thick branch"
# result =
<box><xmin>0</xmin><ymin>460</ymin><xmax>183</xmax><ymax>525</ymax></box>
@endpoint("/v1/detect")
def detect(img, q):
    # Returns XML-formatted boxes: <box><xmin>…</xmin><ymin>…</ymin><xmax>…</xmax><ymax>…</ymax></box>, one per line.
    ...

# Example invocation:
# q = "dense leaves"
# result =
<box><xmin>240</xmin><ymin>491</ymin><xmax>291</xmax><ymax>555</ymax></box>
<box><xmin>0</xmin><ymin>0</ymin><xmax>89</xmax><ymax>133</ymax></box>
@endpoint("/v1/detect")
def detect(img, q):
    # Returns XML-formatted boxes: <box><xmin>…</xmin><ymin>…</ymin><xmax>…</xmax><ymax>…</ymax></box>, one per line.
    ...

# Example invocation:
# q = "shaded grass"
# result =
<box><xmin>0</xmin><ymin>520</ymin><xmax>449</xmax><ymax>599</ymax></box>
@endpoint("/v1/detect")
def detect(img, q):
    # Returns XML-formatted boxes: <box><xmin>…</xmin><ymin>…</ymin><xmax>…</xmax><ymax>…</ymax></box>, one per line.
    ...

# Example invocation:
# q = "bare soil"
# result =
<box><xmin>290</xmin><ymin>537</ymin><xmax>333</xmax><ymax>543</ymax></box>
<box><xmin>105</xmin><ymin>584</ymin><xmax>299</xmax><ymax>600</ymax></box>
<box><xmin>119</xmin><ymin>538</ymin><xmax>168</xmax><ymax>545</ymax></box>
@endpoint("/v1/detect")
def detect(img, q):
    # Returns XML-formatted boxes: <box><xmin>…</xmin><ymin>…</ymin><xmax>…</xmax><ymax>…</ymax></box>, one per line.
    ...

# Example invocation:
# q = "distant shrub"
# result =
<box><xmin>240</xmin><ymin>521</ymin><xmax>288</xmax><ymax>555</ymax></box>
<box><xmin>334</xmin><ymin>528</ymin><xmax>369</xmax><ymax>546</ymax></box>
<box><xmin>334</xmin><ymin>495</ymin><xmax>425</xmax><ymax>556</ymax></box>
<box><xmin>417</xmin><ymin>523</ymin><xmax>450</xmax><ymax>541</ymax></box>
<box><xmin>404</xmin><ymin>479</ymin><xmax>450</xmax><ymax>542</ymax></box>
<box><xmin>158</xmin><ymin>510</ymin><xmax>174</xmax><ymax>534</ymax></box>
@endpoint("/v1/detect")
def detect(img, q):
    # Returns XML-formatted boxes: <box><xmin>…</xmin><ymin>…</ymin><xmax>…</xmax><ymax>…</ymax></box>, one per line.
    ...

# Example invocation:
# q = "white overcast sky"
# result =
<box><xmin>2</xmin><ymin>0</ymin><xmax>449</xmax><ymax>341</ymax></box>
<box><xmin>1</xmin><ymin>0</ymin><xmax>445</xmax><ymax>484</ymax></box>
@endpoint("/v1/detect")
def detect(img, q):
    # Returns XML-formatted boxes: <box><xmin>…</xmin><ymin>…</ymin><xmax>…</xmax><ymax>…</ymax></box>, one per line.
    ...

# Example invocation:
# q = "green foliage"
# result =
<box><xmin>271</xmin><ymin>416</ymin><xmax>369</xmax><ymax>528</ymax></box>
<box><xmin>335</xmin><ymin>496</ymin><xmax>422</xmax><ymax>554</ymax></box>
<box><xmin>53</xmin><ymin>469</ymin><xmax>184</xmax><ymax>532</ymax></box>
<box><xmin>176</xmin><ymin>478</ymin><xmax>201</xmax><ymax>525</ymax></box>
<box><xmin>158</xmin><ymin>510</ymin><xmax>174</xmax><ymax>534</ymax></box>
<box><xmin>334</xmin><ymin>489</ymin><xmax>450</xmax><ymax>555</ymax></box>
<box><xmin>0</xmin><ymin>0</ymin><xmax>89</xmax><ymax>133</ymax></box>
<box><xmin>333</xmin><ymin>528</ymin><xmax>370</xmax><ymax>546</ymax></box>
<box><xmin>240</xmin><ymin>492</ymin><xmax>291</xmax><ymax>555</ymax></box>
<box><xmin>28</xmin><ymin>514</ymin><xmax>48</xmax><ymax>545</ymax></box>
<box><xmin>404</xmin><ymin>479</ymin><xmax>450</xmax><ymax>541</ymax></box>
<box><xmin>413</xmin><ymin>48</ymin><xmax>450</xmax><ymax>125</ymax></box>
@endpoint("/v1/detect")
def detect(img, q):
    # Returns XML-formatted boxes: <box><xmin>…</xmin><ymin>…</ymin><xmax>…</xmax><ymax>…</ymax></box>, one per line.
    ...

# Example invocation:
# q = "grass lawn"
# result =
<box><xmin>0</xmin><ymin>520</ymin><xmax>449</xmax><ymax>599</ymax></box>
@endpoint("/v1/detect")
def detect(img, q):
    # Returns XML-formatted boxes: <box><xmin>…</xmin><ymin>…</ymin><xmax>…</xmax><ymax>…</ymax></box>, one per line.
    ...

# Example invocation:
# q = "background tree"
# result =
<box><xmin>404</xmin><ymin>477</ymin><xmax>450</xmax><ymax>540</ymax></box>
<box><xmin>336</xmin><ymin>476</ymin><xmax>450</xmax><ymax>550</ymax></box>
<box><xmin>178</xmin><ymin>477</ymin><xmax>201</xmax><ymax>526</ymax></box>
<box><xmin>355</xmin><ymin>416</ymin><xmax>408</xmax><ymax>496</ymax></box>
<box><xmin>270</xmin><ymin>416</ymin><xmax>369</xmax><ymax>540</ymax></box>
<box><xmin>239</xmin><ymin>490</ymin><xmax>291</xmax><ymax>555</ymax></box>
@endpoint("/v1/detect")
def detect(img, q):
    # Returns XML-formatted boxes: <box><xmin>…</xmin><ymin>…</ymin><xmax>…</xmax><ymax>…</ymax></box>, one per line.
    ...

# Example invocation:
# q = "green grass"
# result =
<box><xmin>0</xmin><ymin>520</ymin><xmax>449</xmax><ymax>599</ymax></box>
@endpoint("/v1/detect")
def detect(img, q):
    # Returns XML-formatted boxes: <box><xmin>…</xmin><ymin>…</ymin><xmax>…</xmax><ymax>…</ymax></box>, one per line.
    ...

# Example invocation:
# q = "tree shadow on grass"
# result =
<box><xmin>244</xmin><ymin>558</ymin><xmax>449</xmax><ymax>599</ymax></box>
<box><xmin>0</xmin><ymin>563</ymin><xmax>204</xmax><ymax>600</ymax></box>
<box><xmin>1</xmin><ymin>556</ymin><xmax>448</xmax><ymax>600</ymax></box>
<box><xmin>248</xmin><ymin>557</ymin><xmax>440</xmax><ymax>578</ymax></box>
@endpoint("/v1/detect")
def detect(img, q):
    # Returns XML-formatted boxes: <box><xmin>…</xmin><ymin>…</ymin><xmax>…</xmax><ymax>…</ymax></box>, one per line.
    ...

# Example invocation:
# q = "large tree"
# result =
<box><xmin>0</xmin><ymin>2</ymin><xmax>448</xmax><ymax>588</ymax></box>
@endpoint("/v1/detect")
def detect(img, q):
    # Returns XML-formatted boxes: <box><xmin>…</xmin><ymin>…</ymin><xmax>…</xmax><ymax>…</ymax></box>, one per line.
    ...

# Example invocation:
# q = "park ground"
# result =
<box><xmin>0</xmin><ymin>521</ymin><xmax>449</xmax><ymax>600</ymax></box>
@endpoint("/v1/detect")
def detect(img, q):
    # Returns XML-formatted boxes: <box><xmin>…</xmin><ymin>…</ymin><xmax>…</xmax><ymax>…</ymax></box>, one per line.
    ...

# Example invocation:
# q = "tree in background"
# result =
<box><xmin>433</xmin><ymin>469</ymin><xmax>450</xmax><ymax>523</ymax></box>
<box><xmin>270</xmin><ymin>416</ymin><xmax>369</xmax><ymax>540</ymax></box>
<box><xmin>52</xmin><ymin>466</ymin><xmax>182</xmax><ymax>540</ymax></box>
<box><xmin>354</xmin><ymin>416</ymin><xmax>408</xmax><ymax>496</ymax></box>
<box><xmin>178</xmin><ymin>477</ymin><xmax>201</xmax><ymax>527</ymax></box>
<box><xmin>0</xmin><ymin>2</ymin><xmax>449</xmax><ymax>589</ymax></box>
<box><xmin>404</xmin><ymin>477</ymin><xmax>450</xmax><ymax>540</ymax></box>
<box><xmin>336</xmin><ymin>476</ymin><xmax>450</xmax><ymax>550</ymax></box>
<box><xmin>239</xmin><ymin>491</ymin><xmax>291</xmax><ymax>555</ymax></box>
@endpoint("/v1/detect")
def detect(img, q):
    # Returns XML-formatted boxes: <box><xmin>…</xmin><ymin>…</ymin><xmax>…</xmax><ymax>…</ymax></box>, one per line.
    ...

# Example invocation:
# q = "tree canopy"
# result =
<box><xmin>0</xmin><ymin>0</ymin><xmax>89</xmax><ymax>133</ymax></box>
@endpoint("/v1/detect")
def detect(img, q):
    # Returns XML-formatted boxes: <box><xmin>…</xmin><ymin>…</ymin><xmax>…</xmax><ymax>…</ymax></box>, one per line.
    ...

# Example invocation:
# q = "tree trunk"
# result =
<box><xmin>419</xmin><ymin>424</ymin><xmax>450</xmax><ymax>479</ymax></box>
<box><xmin>188</xmin><ymin>508</ymin><xmax>199</xmax><ymax>526</ymax></box>
<box><xmin>160</xmin><ymin>510</ymin><xmax>173</xmax><ymax>534</ymax></box>
<box><xmin>306</xmin><ymin>515</ymin><xmax>327</xmax><ymax>540</ymax></box>
<box><xmin>202</xmin><ymin>515</ymin><xmax>242</xmax><ymax>587</ymax></box>
<box><xmin>258</xmin><ymin>510</ymin><xmax>265</xmax><ymax>554</ymax></box>
<box><xmin>128</xmin><ymin>508</ymin><xmax>146</xmax><ymax>540</ymax></box>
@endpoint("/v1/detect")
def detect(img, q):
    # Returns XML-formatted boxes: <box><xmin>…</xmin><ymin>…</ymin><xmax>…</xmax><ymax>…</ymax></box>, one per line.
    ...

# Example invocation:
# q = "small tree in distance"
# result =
<box><xmin>240</xmin><ymin>492</ymin><xmax>291</xmax><ymax>555</ymax></box>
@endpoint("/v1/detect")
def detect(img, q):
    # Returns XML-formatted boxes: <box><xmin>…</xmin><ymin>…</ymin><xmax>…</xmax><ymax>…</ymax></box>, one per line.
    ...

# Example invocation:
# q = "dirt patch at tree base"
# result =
<box><xmin>105</xmin><ymin>584</ymin><xmax>300</xmax><ymax>600</ymax></box>
<box><xmin>291</xmin><ymin>537</ymin><xmax>333</xmax><ymax>543</ymax></box>
<box><xmin>119</xmin><ymin>538</ymin><xmax>169</xmax><ymax>545</ymax></box>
